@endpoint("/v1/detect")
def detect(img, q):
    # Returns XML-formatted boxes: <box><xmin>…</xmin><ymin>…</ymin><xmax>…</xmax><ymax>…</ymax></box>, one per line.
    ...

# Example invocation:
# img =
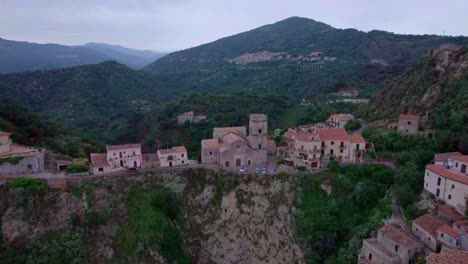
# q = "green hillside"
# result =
<box><xmin>0</xmin><ymin>61</ymin><xmax>180</xmax><ymax>142</ymax></box>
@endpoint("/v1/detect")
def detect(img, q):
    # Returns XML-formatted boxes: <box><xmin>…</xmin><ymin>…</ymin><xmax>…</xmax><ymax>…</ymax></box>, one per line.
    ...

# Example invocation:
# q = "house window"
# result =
<box><xmin>330</xmin><ymin>149</ymin><xmax>334</xmax><ymax>155</ymax></box>
<box><xmin>395</xmin><ymin>245</ymin><xmax>399</xmax><ymax>252</ymax></box>
<box><xmin>340</xmin><ymin>149</ymin><xmax>343</xmax><ymax>153</ymax></box>
<box><xmin>209</xmin><ymin>152</ymin><xmax>213</xmax><ymax>155</ymax></box>
<box><xmin>368</xmin><ymin>253</ymin><xmax>372</xmax><ymax>261</ymax></box>
<box><xmin>225</xmin><ymin>161</ymin><xmax>229</xmax><ymax>167</ymax></box>
<box><xmin>452</xmin><ymin>184</ymin><xmax>455</xmax><ymax>189</ymax></box>
<box><xmin>436</xmin><ymin>188</ymin><xmax>440</xmax><ymax>197</ymax></box>
<box><xmin>182</xmin><ymin>160</ymin><xmax>184</xmax><ymax>164</ymax></box>
<box><xmin>456</xmin><ymin>162</ymin><xmax>458</xmax><ymax>167</ymax></box>
<box><xmin>181</xmin><ymin>154</ymin><xmax>184</xmax><ymax>157</ymax></box>
<box><xmin>248</xmin><ymin>160</ymin><xmax>251</xmax><ymax>166</ymax></box>
<box><xmin>331</xmin><ymin>141</ymin><xmax>335</xmax><ymax>145</ymax></box>
<box><xmin>441</xmin><ymin>233</ymin><xmax>444</xmax><ymax>238</ymax></box>
<box><xmin>448</xmin><ymin>195</ymin><xmax>452</xmax><ymax>200</ymax></box>
<box><xmin>99</xmin><ymin>168</ymin><xmax>103</xmax><ymax>172</ymax></box>
<box><xmin>437</xmin><ymin>177</ymin><xmax>441</xmax><ymax>186</ymax></box>
<box><xmin>408</xmin><ymin>121</ymin><xmax>411</xmax><ymax>125</ymax></box>
<box><xmin>258</xmin><ymin>144</ymin><xmax>262</xmax><ymax>149</ymax></box>
<box><xmin>258</xmin><ymin>129</ymin><xmax>262</xmax><ymax>134</ymax></box>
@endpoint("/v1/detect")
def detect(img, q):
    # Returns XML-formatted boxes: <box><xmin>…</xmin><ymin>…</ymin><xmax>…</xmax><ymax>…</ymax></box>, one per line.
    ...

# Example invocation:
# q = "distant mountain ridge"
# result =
<box><xmin>144</xmin><ymin>16</ymin><xmax>468</xmax><ymax>75</ymax></box>
<box><xmin>0</xmin><ymin>38</ymin><xmax>165</xmax><ymax>73</ymax></box>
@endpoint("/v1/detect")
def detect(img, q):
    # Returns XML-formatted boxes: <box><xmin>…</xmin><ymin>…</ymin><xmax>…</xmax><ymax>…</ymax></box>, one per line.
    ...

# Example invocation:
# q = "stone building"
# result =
<box><xmin>200</xmin><ymin>114</ymin><xmax>268</xmax><ymax>170</ymax></box>
<box><xmin>177</xmin><ymin>111</ymin><xmax>207</xmax><ymax>124</ymax></box>
<box><xmin>397</xmin><ymin>114</ymin><xmax>420</xmax><ymax>135</ymax></box>
<box><xmin>359</xmin><ymin>224</ymin><xmax>421</xmax><ymax>264</ymax></box>
<box><xmin>0</xmin><ymin>131</ymin><xmax>45</xmax><ymax>175</ymax></box>
<box><xmin>427</xmin><ymin>248</ymin><xmax>468</xmax><ymax>264</ymax></box>
<box><xmin>412</xmin><ymin>214</ymin><xmax>448</xmax><ymax>252</ymax></box>
<box><xmin>157</xmin><ymin>146</ymin><xmax>188</xmax><ymax>167</ymax></box>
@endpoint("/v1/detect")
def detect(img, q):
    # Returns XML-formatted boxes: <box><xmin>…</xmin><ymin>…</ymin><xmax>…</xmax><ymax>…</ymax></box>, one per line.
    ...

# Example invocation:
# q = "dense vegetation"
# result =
<box><xmin>0</xmin><ymin>99</ymin><xmax>101</xmax><ymax>157</ymax></box>
<box><xmin>116</xmin><ymin>186</ymin><xmax>188</xmax><ymax>263</ymax></box>
<box><xmin>359</xmin><ymin>47</ymin><xmax>468</xmax><ymax>151</ymax></box>
<box><xmin>294</xmin><ymin>164</ymin><xmax>394</xmax><ymax>263</ymax></box>
<box><xmin>362</xmin><ymin>127</ymin><xmax>456</xmax><ymax>220</ymax></box>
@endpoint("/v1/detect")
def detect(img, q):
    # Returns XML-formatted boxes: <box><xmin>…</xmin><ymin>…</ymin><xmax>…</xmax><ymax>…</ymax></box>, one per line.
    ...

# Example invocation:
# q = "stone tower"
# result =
<box><xmin>247</xmin><ymin>114</ymin><xmax>268</xmax><ymax>150</ymax></box>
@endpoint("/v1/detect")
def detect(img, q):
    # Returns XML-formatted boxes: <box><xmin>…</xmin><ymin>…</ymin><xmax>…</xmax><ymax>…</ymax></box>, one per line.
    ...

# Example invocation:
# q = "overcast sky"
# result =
<box><xmin>1</xmin><ymin>0</ymin><xmax>467</xmax><ymax>52</ymax></box>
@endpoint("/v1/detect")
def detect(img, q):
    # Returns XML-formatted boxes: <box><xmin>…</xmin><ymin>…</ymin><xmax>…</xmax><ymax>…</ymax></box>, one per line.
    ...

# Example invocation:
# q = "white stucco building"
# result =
<box><xmin>424</xmin><ymin>154</ymin><xmax>468</xmax><ymax>216</ymax></box>
<box><xmin>157</xmin><ymin>146</ymin><xmax>188</xmax><ymax>167</ymax></box>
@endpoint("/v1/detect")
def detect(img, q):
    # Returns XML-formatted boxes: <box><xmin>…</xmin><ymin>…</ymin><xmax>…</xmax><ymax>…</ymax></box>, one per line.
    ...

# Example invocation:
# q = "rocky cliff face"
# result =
<box><xmin>359</xmin><ymin>46</ymin><xmax>468</xmax><ymax>127</ymax></box>
<box><xmin>0</xmin><ymin>169</ymin><xmax>303</xmax><ymax>263</ymax></box>
<box><xmin>182</xmin><ymin>170</ymin><xmax>303</xmax><ymax>263</ymax></box>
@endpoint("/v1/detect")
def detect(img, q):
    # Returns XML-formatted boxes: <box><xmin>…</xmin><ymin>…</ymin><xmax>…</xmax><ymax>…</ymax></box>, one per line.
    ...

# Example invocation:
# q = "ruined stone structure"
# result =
<box><xmin>0</xmin><ymin>131</ymin><xmax>44</xmax><ymax>175</ymax></box>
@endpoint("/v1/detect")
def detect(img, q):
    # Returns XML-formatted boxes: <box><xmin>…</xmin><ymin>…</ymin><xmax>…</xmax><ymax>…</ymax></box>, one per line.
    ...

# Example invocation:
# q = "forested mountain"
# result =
<box><xmin>0</xmin><ymin>38</ymin><xmax>164</xmax><ymax>73</ymax></box>
<box><xmin>0</xmin><ymin>61</ymin><xmax>181</xmax><ymax>142</ymax></box>
<box><xmin>82</xmin><ymin>43</ymin><xmax>165</xmax><ymax>69</ymax></box>
<box><xmin>144</xmin><ymin>16</ymin><xmax>468</xmax><ymax>75</ymax></box>
<box><xmin>141</xmin><ymin>17</ymin><xmax>468</xmax><ymax>98</ymax></box>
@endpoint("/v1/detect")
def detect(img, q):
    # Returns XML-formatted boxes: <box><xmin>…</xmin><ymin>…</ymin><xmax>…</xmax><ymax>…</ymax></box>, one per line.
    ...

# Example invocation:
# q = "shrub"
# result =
<box><xmin>9</xmin><ymin>178</ymin><xmax>47</xmax><ymax>193</ymax></box>
<box><xmin>344</xmin><ymin>119</ymin><xmax>361</xmax><ymax>131</ymax></box>
<box><xmin>0</xmin><ymin>157</ymin><xmax>23</xmax><ymax>165</ymax></box>
<box><xmin>67</xmin><ymin>163</ymin><xmax>88</xmax><ymax>173</ymax></box>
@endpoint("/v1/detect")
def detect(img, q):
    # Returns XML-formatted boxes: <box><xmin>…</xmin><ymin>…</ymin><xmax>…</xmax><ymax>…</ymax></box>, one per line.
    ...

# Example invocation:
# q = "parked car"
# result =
<box><xmin>261</xmin><ymin>167</ymin><xmax>267</xmax><ymax>174</ymax></box>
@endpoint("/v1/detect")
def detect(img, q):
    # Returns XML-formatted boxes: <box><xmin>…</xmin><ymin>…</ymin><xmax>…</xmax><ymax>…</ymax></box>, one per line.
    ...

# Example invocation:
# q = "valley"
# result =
<box><xmin>0</xmin><ymin>13</ymin><xmax>467</xmax><ymax>264</ymax></box>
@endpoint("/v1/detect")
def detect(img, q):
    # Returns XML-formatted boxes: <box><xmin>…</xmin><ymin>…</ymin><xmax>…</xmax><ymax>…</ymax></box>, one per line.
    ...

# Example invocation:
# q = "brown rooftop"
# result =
<box><xmin>437</xmin><ymin>224</ymin><xmax>461</xmax><ymax>239</ymax></box>
<box><xmin>379</xmin><ymin>224</ymin><xmax>417</xmax><ymax>247</ymax></box>
<box><xmin>201</xmin><ymin>139</ymin><xmax>219</xmax><ymax>148</ymax></box>
<box><xmin>426</xmin><ymin>164</ymin><xmax>468</xmax><ymax>185</ymax></box>
<box><xmin>413</xmin><ymin>214</ymin><xmax>447</xmax><ymax>237</ymax></box>
<box><xmin>399</xmin><ymin>114</ymin><xmax>420</xmax><ymax>121</ymax></box>
<box><xmin>90</xmin><ymin>153</ymin><xmax>109</xmax><ymax>167</ymax></box>
<box><xmin>107</xmin><ymin>144</ymin><xmax>141</xmax><ymax>151</ymax></box>
<box><xmin>434</xmin><ymin>152</ymin><xmax>462</xmax><ymax>163</ymax></box>
<box><xmin>438</xmin><ymin>204</ymin><xmax>464</xmax><ymax>222</ymax></box>
<box><xmin>449</xmin><ymin>155</ymin><xmax>468</xmax><ymax>164</ymax></box>
<box><xmin>0</xmin><ymin>131</ymin><xmax>12</xmax><ymax>137</ymax></box>
<box><xmin>427</xmin><ymin>248</ymin><xmax>468</xmax><ymax>264</ymax></box>
<box><xmin>317</xmin><ymin>128</ymin><xmax>350</xmax><ymax>141</ymax></box>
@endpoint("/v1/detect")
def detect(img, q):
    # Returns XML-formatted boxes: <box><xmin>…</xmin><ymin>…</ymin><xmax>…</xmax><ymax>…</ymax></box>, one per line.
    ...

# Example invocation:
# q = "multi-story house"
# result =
<box><xmin>397</xmin><ymin>114</ymin><xmax>420</xmax><ymax>135</ymax></box>
<box><xmin>106</xmin><ymin>144</ymin><xmax>142</xmax><ymax>169</ymax></box>
<box><xmin>157</xmin><ymin>146</ymin><xmax>188</xmax><ymax>167</ymax></box>
<box><xmin>285</xmin><ymin>128</ymin><xmax>367</xmax><ymax>169</ymax></box>
<box><xmin>90</xmin><ymin>143</ymin><xmax>142</xmax><ymax>174</ymax></box>
<box><xmin>424</xmin><ymin>153</ymin><xmax>468</xmax><ymax>215</ymax></box>
<box><xmin>359</xmin><ymin>224</ymin><xmax>421</xmax><ymax>264</ymax></box>
<box><xmin>412</xmin><ymin>214</ymin><xmax>448</xmax><ymax>251</ymax></box>
<box><xmin>201</xmin><ymin>114</ymin><xmax>268</xmax><ymax>170</ymax></box>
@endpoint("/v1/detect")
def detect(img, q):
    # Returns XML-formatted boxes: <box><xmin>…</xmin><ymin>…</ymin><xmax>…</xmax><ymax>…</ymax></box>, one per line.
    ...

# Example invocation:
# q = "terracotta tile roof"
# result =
<box><xmin>179</xmin><ymin>111</ymin><xmax>194</xmax><ymax>117</ymax></box>
<box><xmin>413</xmin><ymin>214</ymin><xmax>447</xmax><ymax>237</ymax></box>
<box><xmin>437</xmin><ymin>224</ymin><xmax>461</xmax><ymax>238</ymax></box>
<box><xmin>434</xmin><ymin>152</ymin><xmax>462</xmax><ymax>162</ymax></box>
<box><xmin>317</xmin><ymin>128</ymin><xmax>350</xmax><ymax>141</ymax></box>
<box><xmin>379</xmin><ymin>224</ymin><xmax>417</xmax><ymax>247</ymax></box>
<box><xmin>426</xmin><ymin>164</ymin><xmax>468</xmax><ymax>185</ymax></box>
<box><xmin>449</xmin><ymin>155</ymin><xmax>468</xmax><ymax>164</ymax></box>
<box><xmin>351</xmin><ymin>134</ymin><xmax>366</xmax><ymax>144</ymax></box>
<box><xmin>454</xmin><ymin>219</ymin><xmax>468</xmax><ymax>234</ymax></box>
<box><xmin>330</xmin><ymin>113</ymin><xmax>354</xmax><ymax>121</ymax></box>
<box><xmin>295</xmin><ymin>132</ymin><xmax>316</xmax><ymax>142</ymax></box>
<box><xmin>201</xmin><ymin>139</ymin><xmax>219</xmax><ymax>149</ymax></box>
<box><xmin>0</xmin><ymin>131</ymin><xmax>12</xmax><ymax>137</ymax></box>
<box><xmin>399</xmin><ymin>114</ymin><xmax>420</xmax><ymax>121</ymax></box>
<box><xmin>107</xmin><ymin>144</ymin><xmax>141</xmax><ymax>151</ymax></box>
<box><xmin>219</xmin><ymin>142</ymin><xmax>228</xmax><ymax>152</ymax></box>
<box><xmin>267</xmin><ymin>139</ymin><xmax>276</xmax><ymax>149</ymax></box>
<box><xmin>438</xmin><ymin>204</ymin><xmax>464</xmax><ymax>222</ymax></box>
<box><xmin>0</xmin><ymin>143</ymin><xmax>40</xmax><ymax>158</ymax></box>
<box><xmin>427</xmin><ymin>248</ymin><xmax>468</xmax><ymax>264</ymax></box>
<box><xmin>222</xmin><ymin>132</ymin><xmax>245</xmax><ymax>144</ymax></box>
<box><xmin>213</xmin><ymin>126</ymin><xmax>246</xmax><ymax>138</ymax></box>
<box><xmin>172</xmin><ymin>146</ymin><xmax>187</xmax><ymax>153</ymax></box>
<box><xmin>90</xmin><ymin>153</ymin><xmax>109</xmax><ymax>167</ymax></box>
